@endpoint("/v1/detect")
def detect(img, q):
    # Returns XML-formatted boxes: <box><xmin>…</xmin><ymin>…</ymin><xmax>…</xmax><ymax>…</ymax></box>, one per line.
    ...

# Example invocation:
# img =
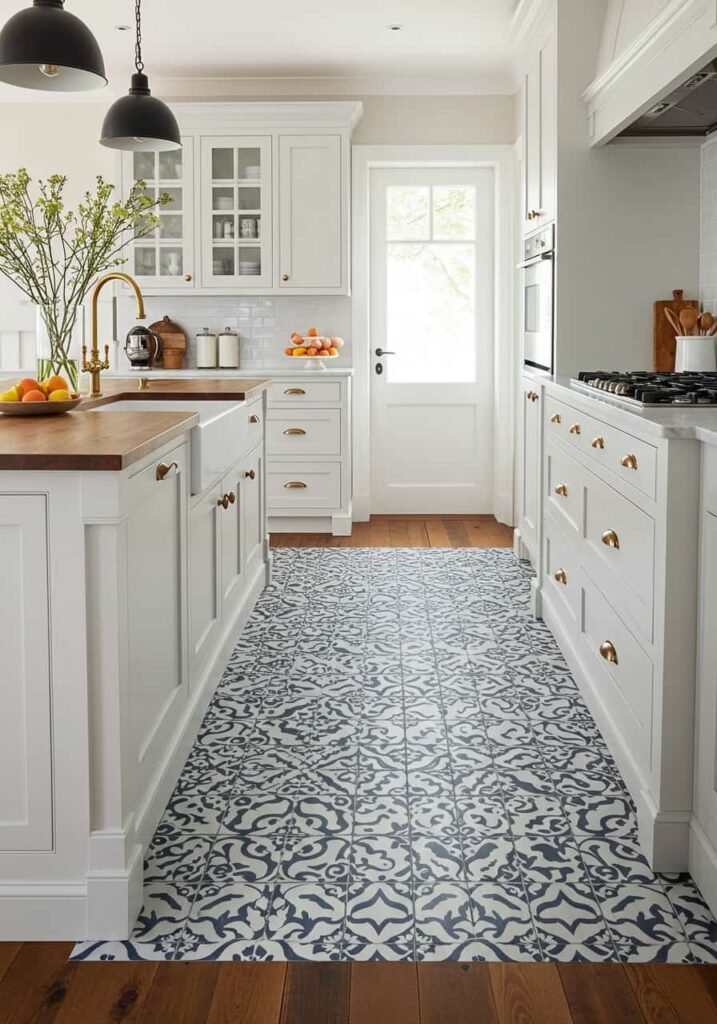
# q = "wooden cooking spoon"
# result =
<box><xmin>679</xmin><ymin>307</ymin><xmax>699</xmax><ymax>336</ymax></box>
<box><xmin>664</xmin><ymin>307</ymin><xmax>682</xmax><ymax>334</ymax></box>
<box><xmin>700</xmin><ymin>311</ymin><xmax>714</xmax><ymax>335</ymax></box>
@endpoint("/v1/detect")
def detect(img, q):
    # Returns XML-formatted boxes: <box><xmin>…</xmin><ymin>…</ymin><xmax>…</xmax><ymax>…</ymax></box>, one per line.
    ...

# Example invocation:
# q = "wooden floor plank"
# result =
<box><xmin>270</xmin><ymin>516</ymin><xmax>513</xmax><ymax>550</ymax></box>
<box><xmin>405</xmin><ymin>521</ymin><xmax>430</xmax><ymax>547</ymax></box>
<box><xmin>138</xmin><ymin>963</ymin><xmax>219</xmax><ymax>1024</ymax></box>
<box><xmin>0</xmin><ymin>946</ymin><xmax>21</xmax><ymax>987</ymax></box>
<box><xmin>625</xmin><ymin>964</ymin><xmax>717</xmax><ymax>1023</ymax></box>
<box><xmin>418</xmin><ymin>963</ymin><xmax>498</xmax><ymax>1024</ymax></box>
<box><xmin>388</xmin><ymin>520</ymin><xmax>411</xmax><ymax>547</ymax></box>
<box><xmin>559</xmin><ymin>964</ymin><xmax>646</xmax><ymax>1024</ymax></box>
<box><xmin>489</xmin><ymin>964</ymin><xmax>572</xmax><ymax>1024</ymax></box>
<box><xmin>349</xmin><ymin>964</ymin><xmax>419</xmax><ymax>1024</ymax></box>
<box><xmin>443</xmin><ymin>520</ymin><xmax>471</xmax><ymax>547</ymax></box>
<box><xmin>0</xmin><ymin>943</ymin><xmax>77</xmax><ymax>1024</ymax></box>
<box><xmin>424</xmin><ymin>520</ymin><xmax>452</xmax><ymax>548</ymax></box>
<box><xmin>53</xmin><ymin>964</ymin><xmax>157</xmax><ymax>1024</ymax></box>
<box><xmin>368</xmin><ymin>518</ymin><xmax>391</xmax><ymax>547</ymax></box>
<box><xmin>279</xmin><ymin>963</ymin><xmax>350</xmax><ymax>1024</ymax></box>
<box><xmin>207</xmin><ymin>962</ymin><xmax>286</xmax><ymax>1024</ymax></box>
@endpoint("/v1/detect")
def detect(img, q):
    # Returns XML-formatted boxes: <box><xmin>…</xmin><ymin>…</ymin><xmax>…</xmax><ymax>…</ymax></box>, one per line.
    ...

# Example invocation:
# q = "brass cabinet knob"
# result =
<box><xmin>217</xmin><ymin>494</ymin><xmax>230</xmax><ymax>509</ymax></box>
<box><xmin>245</xmin><ymin>469</ymin><xmax>256</xmax><ymax>480</ymax></box>
<box><xmin>621</xmin><ymin>453</ymin><xmax>638</xmax><ymax>470</ymax></box>
<box><xmin>526</xmin><ymin>390</ymin><xmax>534</xmax><ymax>400</ymax></box>
<box><xmin>184</xmin><ymin>274</ymin><xmax>192</xmax><ymax>282</ymax></box>
<box><xmin>285</xmin><ymin>387</ymin><xmax>306</xmax><ymax>396</ymax></box>
<box><xmin>601</xmin><ymin>529</ymin><xmax>620</xmax><ymax>549</ymax></box>
<box><xmin>284</xmin><ymin>480</ymin><xmax>307</xmax><ymax>489</ymax></box>
<box><xmin>156</xmin><ymin>461</ymin><xmax>178</xmax><ymax>481</ymax></box>
<box><xmin>568</xmin><ymin>423</ymin><xmax>581</xmax><ymax>435</ymax></box>
<box><xmin>283</xmin><ymin>427</ymin><xmax>306</xmax><ymax>436</ymax></box>
<box><xmin>591</xmin><ymin>436</ymin><xmax>605</xmax><ymax>449</ymax></box>
<box><xmin>228</xmin><ymin>490</ymin><xmax>236</xmax><ymax>504</ymax></box>
<box><xmin>599</xmin><ymin>640</ymin><xmax>619</xmax><ymax>665</ymax></box>
<box><xmin>282</xmin><ymin>274</ymin><xmax>290</xmax><ymax>281</ymax></box>
<box><xmin>554</xmin><ymin>483</ymin><xmax>568</xmax><ymax>497</ymax></box>
<box><xmin>138</xmin><ymin>377</ymin><xmax>150</xmax><ymax>391</ymax></box>
<box><xmin>554</xmin><ymin>568</ymin><xmax>568</xmax><ymax>585</ymax></box>
<box><xmin>531</xmin><ymin>392</ymin><xmax>540</xmax><ymax>402</ymax></box>
<box><xmin>550</xmin><ymin>413</ymin><xmax>561</xmax><ymax>424</ymax></box>
<box><xmin>249</xmin><ymin>414</ymin><xmax>260</xmax><ymax>424</ymax></box>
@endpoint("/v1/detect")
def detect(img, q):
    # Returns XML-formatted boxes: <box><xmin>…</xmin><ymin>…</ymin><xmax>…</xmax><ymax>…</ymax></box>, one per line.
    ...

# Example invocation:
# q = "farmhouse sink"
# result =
<box><xmin>94</xmin><ymin>399</ymin><xmax>247</xmax><ymax>494</ymax></box>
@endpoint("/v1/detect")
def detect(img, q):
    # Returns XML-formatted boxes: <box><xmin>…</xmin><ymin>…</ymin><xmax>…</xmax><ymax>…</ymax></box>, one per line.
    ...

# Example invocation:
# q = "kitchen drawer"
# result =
<box><xmin>545</xmin><ymin>396</ymin><xmax>657</xmax><ymax>499</ymax></box>
<box><xmin>545</xmin><ymin>441</ymin><xmax>582</xmax><ymax>535</ymax></box>
<box><xmin>268</xmin><ymin>380</ymin><xmax>342</xmax><ymax>405</ymax></box>
<box><xmin>583</xmin><ymin>471</ymin><xmax>655</xmax><ymax>639</ymax></box>
<box><xmin>246</xmin><ymin>397</ymin><xmax>263</xmax><ymax>451</ymax></box>
<box><xmin>267</xmin><ymin>408</ymin><xmax>341</xmax><ymax>456</ymax></box>
<box><xmin>544</xmin><ymin>516</ymin><xmax>579</xmax><ymax>625</ymax></box>
<box><xmin>267</xmin><ymin>461</ymin><xmax>341</xmax><ymax>510</ymax></box>
<box><xmin>580</xmin><ymin>571</ymin><xmax>654</xmax><ymax>773</ymax></box>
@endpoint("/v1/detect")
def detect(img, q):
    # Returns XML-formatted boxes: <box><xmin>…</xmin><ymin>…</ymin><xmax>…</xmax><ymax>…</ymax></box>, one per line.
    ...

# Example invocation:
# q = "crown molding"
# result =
<box><xmin>511</xmin><ymin>0</ymin><xmax>556</xmax><ymax>50</ymax></box>
<box><xmin>167</xmin><ymin>100</ymin><xmax>364</xmax><ymax>133</ymax></box>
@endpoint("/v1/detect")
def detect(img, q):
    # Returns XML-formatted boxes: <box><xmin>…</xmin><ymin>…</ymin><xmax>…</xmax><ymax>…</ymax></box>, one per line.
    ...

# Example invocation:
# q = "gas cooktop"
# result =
<box><xmin>571</xmin><ymin>371</ymin><xmax>717</xmax><ymax>406</ymax></box>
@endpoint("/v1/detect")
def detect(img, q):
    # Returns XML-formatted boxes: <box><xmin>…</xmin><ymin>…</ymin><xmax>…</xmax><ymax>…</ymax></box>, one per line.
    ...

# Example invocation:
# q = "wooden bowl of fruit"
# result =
<box><xmin>284</xmin><ymin>329</ymin><xmax>343</xmax><ymax>369</ymax></box>
<box><xmin>0</xmin><ymin>375</ymin><xmax>81</xmax><ymax>415</ymax></box>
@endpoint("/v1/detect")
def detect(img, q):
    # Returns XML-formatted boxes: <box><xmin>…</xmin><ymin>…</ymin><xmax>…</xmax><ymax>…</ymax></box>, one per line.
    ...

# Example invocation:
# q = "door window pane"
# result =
<box><xmin>159</xmin><ymin>248</ymin><xmax>183</xmax><ymax>277</ymax></box>
<box><xmin>134</xmin><ymin>152</ymin><xmax>155</xmax><ymax>181</ymax></box>
<box><xmin>433</xmin><ymin>186</ymin><xmax>476</xmax><ymax>240</ymax></box>
<box><xmin>134</xmin><ymin>247</ymin><xmax>156</xmax><ymax>277</ymax></box>
<box><xmin>212</xmin><ymin>148</ymin><xmax>234</xmax><ymax>180</ymax></box>
<box><xmin>163</xmin><ymin>187</ymin><xmax>182</xmax><ymax>210</ymax></box>
<box><xmin>238</xmin><ymin>186</ymin><xmax>261</xmax><ymax>211</ymax></box>
<box><xmin>386</xmin><ymin>243</ymin><xmax>476</xmax><ymax>384</ymax></box>
<box><xmin>159</xmin><ymin>214</ymin><xmax>183</xmax><ymax>240</ymax></box>
<box><xmin>213</xmin><ymin>215</ymin><xmax>235</xmax><ymax>240</ymax></box>
<box><xmin>386</xmin><ymin>186</ymin><xmax>430</xmax><ymax>240</ymax></box>
<box><xmin>213</xmin><ymin>186</ymin><xmax>234</xmax><ymax>211</ymax></box>
<box><xmin>237</xmin><ymin>148</ymin><xmax>261</xmax><ymax>180</ymax></box>
<box><xmin>212</xmin><ymin>247</ymin><xmax>235</xmax><ymax>276</ymax></box>
<box><xmin>238</xmin><ymin>246</ymin><xmax>261</xmax><ymax>276</ymax></box>
<box><xmin>159</xmin><ymin>150</ymin><xmax>182</xmax><ymax>180</ymax></box>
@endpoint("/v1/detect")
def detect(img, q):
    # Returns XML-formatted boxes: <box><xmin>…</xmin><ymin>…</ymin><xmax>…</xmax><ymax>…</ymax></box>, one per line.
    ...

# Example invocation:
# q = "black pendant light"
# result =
<box><xmin>0</xmin><ymin>0</ymin><xmax>106</xmax><ymax>91</ymax></box>
<box><xmin>100</xmin><ymin>0</ymin><xmax>180</xmax><ymax>152</ymax></box>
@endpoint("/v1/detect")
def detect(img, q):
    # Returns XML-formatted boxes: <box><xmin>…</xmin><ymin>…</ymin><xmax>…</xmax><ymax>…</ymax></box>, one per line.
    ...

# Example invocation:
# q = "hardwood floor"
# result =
<box><xmin>1</xmin><ymin>947</ymin><xmax>716</xmax><ymax>1023</ymax></box>
<box><xmin>270</xmin><ymin>515</ymin><xmax>514</xmax><ymax>549</ymax></box>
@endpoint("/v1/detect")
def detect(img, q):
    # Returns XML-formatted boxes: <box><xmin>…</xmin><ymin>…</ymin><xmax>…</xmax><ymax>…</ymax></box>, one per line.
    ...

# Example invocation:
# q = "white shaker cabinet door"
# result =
<box><xmin>695</xmin><ymin>509</ymin><xmax>717</xmax><ymax>855</ymax></box>
<box><xmin>520</xmin><ymin>381</ymin><xmax>542</xmax><ymax>560</ymax></box>
<box><xmin>219</xmin><ymin>463</ymin><xmax>246</xmax><ymax>622</ymax></box>
<box><xmin>0</xmin><ymin>495</ymin><xmax>52</xmax><ymax>850</ymax></box>
<box><xmin>242</xmin><ymin>445</ymin><xmax>265</xmax><ymax>580</ymax></box>
<box><xmin>127</xmin><ymin>446</ymin><xmax>188</xmax><ymax>789</ymax></box>
<box><xmin>278</xmin><ymin>134</ymin><xmax>344</xmax><ymax>291</ymax></box>
<box><xmin>189</xmin><ymin>484</ymin><xmax>223</xmax><ymax>688</ymax></box>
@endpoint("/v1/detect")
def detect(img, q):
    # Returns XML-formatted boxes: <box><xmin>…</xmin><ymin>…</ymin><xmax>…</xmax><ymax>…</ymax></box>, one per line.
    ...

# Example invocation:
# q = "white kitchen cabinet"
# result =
<box><xmin>218</xmin><ymin>460</ymin><xmax>246</xmax><ymax>622</ymax></box>
<box><xmin>278</xmin><ymin>135</ymin><xmax>344</xmax><ymax>291</ymax></box>
<box><xmin>242</xmin><ymin>445</ymin><xmax>265</xmax><ymax>580</ymax></box>
<box><xmin>515</xmin><ymin>376</ymin><xmax>542</xmax><ymax>564</ymax></box>
<box><xmin>521</xmin><ymin>26</ymin><xmax>556</xmax><ymax>233</ymax></box>
<box><xmin>122</xmin><ymin>140</ymin><xmax>196</xmax><ymax>289</ymax></box>
<box><xmin>200</xmin><ymin>136</ymin><xmax>273</xmax><ymax>289</ymax></box>
<box><xmin>189</xmin><ymin>483</ymin><xmax>223</xmax><ymax>687</ymax></box>
<box><xmin>127</xmin><ymin>445</ymin><xmax>188</xmax><ymax>791</ymax></box>
<box><xmin>0</xmin><ymin>494</ymin><xmax>52</xmax><ymax>851</ymax></box>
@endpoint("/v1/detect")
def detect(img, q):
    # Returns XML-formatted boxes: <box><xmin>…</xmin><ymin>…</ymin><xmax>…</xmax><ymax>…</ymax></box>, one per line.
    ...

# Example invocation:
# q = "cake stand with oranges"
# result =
<box><xmin>284</xmin><ymin>329</ymin><xmax>343</xmax><ymax>370</ymax></box>
<box><xmin>0</xmin><ymin>374</ymin><xmax>81</xmax><ymax>415</ymax></box>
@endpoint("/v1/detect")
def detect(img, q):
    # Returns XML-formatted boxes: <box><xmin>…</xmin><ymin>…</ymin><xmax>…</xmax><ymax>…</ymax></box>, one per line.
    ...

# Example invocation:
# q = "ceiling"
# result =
<box><xmin>0</xmin><ymin>0</ymin><xmax>515</xmax><ymax>97</ymax></box>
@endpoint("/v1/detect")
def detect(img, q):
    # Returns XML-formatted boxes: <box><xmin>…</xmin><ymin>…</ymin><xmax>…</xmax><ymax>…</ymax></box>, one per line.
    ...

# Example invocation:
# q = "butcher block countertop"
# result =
<box><xmin>0</xmin><ymin>377</ymin><xmax>270</xmax><ymax>471</ymax></box>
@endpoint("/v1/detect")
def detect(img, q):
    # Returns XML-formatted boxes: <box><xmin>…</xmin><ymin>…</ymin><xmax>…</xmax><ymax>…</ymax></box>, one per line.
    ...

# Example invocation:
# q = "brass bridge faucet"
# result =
<box><xmin>83</xmin><ymin>272</ymin><xmax>146</xmax><ymax>397</ymax></box>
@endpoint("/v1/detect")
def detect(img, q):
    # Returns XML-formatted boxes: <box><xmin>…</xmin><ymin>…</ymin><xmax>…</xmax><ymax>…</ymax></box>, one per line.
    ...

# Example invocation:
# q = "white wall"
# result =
<box><xmin>701</xmin><ymin>135</ymin><xmax>717</xmax><ymax>309</ymax></box>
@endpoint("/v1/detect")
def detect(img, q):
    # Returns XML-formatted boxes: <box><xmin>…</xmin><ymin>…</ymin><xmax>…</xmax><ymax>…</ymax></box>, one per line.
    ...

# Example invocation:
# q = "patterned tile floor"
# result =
<box><xmin>73</xmin><ymin>548</ymin><xmax>717</xmax><ymax>963</ymax></box>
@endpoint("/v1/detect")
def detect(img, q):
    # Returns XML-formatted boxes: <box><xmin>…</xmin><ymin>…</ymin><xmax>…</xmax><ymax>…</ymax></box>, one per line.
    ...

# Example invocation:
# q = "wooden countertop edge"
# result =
<box><xmin>78</xmin><ymin>377</ymin><xmax>270</xmax><ymax>408</ymax></box>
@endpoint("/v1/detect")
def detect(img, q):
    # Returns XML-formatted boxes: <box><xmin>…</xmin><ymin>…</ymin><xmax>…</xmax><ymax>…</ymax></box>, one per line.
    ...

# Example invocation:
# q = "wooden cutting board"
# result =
<box><xmin>654</xmin><ymin>289</ymin><xmax>699</xmax><ymax>371</ymax></box>
<box><xmin>148</xmin><ymin>316</ymin><xmax>187</xmax><ymax>369</ymax></box>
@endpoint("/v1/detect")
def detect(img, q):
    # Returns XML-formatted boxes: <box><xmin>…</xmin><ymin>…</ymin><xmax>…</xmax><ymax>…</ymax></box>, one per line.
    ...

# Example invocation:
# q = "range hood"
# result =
<box><xmin>620</xmin><ymin>61</ymin><xmax>717</xmax><ymax>137</ymax></box>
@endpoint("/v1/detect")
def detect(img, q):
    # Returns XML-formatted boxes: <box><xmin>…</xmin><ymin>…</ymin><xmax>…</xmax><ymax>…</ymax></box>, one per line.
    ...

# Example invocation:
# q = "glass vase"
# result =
<box><xmin>35</xmin><ymin>307</ymin><xmax>84</xmax><ymax>394</ymax></box>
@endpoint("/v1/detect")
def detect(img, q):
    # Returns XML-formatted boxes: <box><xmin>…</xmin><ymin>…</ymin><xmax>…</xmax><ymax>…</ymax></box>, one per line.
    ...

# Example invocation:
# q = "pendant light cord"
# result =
<box><xmin>134</xmin><ymin>0</ymin><xmax>144</xmax><ymax>74</ymax></box>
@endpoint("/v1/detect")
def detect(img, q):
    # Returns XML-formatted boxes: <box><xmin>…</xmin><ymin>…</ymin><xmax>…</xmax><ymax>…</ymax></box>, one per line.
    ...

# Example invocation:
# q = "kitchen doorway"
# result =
<box><xmin>368</xmin><ymin>166</ymin><xmax>495</xmax><ymax>514</ymax></box>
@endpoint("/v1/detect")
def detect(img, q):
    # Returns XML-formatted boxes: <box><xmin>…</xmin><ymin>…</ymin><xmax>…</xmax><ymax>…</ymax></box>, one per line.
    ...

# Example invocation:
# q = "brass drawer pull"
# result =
<box><xmin>284</xmin><ymin>480</ymin><xmax>307</xmax><ymax>489</ymax></box>
<box><xmin>228</xmin><ymin>490</ymin><xmax>236</xmax><ymax>504</ymax></box>
<box><xmin>217</xmin><ymin>493</ymin><xmax>230</xmax><ymax>509</ymax></box>
<box><xmin>554</xmin><ymin>483</ymin><xmax>568</xmax><ymax>497</ymax></box>
<box><xmin>250</xmin><ymin>414</ymin><xmax>260</xmax><ymax>424</ymax></box>
<box><xmin>244</xmin><ymin>469</ymin><xmax>256</xmax><ymax>481</ymax></box>
<box><xmin>554</xmin><ymin>568</ymin><xmax>567</xmax><ymax>585</ymax></box>
<box><xmin>569</xmin><ymin>423</ymin><xmax>581</xmax><ymax>435</ymax></box>
<box><xmin>591</xmin><ymin>436</ymin><xmax>605</xmax><ymax>449</ymax></box>
<box><xmin>283</xmin><ymin>427</ymin><xmax>306</xmax><ymax>436</ymax></box>
<box><xmin>285</xmin><ymin>387</ymin><xmax>306</xmax><ymax>396</ymax></box>
<box><xmin>550</xmin><ymin>413</ymin><xmax>561</xmax><ymax>424</ymax></box>
<box><xmin>601</xmin><ymin>529</ymin><xmax>620</xmax><ymax>549</ymax></box>
<box><xmin>621</xmin><ymin>453</ymin><xmax>638</xmax><ymax>470</ymax></box>
<box><xmin>599</xmin><ymin>641</ymin><xmax>618</xmax><ymax>665</ymax></box>
<box><xmin>156</xmin><ymin>461</ymin><xmax>178</xmax><ymax>481</ymax></box>
<box><xmin>526</xmin><ymin>390</ymin><xmax>539</xmax><ymax>402</ymax></box>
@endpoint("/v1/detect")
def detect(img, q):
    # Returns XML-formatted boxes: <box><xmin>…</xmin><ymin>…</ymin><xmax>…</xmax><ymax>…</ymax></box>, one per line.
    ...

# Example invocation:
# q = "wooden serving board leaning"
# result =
<box><xmin>654</xmin><ymin>289</ymin><xmax>699</xmax><ymax>371</ymax></box>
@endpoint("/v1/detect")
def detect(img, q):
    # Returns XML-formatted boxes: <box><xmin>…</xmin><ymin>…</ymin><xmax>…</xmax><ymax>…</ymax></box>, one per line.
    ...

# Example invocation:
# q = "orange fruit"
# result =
<box><xmin>284</xmin><ymin>346</ymin><xmax>294</xmax><ymax>356</ymax></box>
<box><xmin>18</xmin><ymin>377</ymin><xmax>42</xmax><ymax>396</ymax></box>
<box><xmin>328</xmin><ymin>347</ymin><xmax>338</xmax><ymax>356</ymax></box>
<box><xmin>307</xmin><ymin>327</ymin><xmax>319</xmax><ymax>337</ymax></box>
<box><xmin>43</xmin><ymin>374</ymin><xmax>69</xmax><ymax>394</ymax></box>
<box><xmin>22</xmin><ymin>389</ymin><xmax>47</xmax><ymax>402</ymax></box>
<box><xmin>290</xmin><ymin>332</ymin><xmax>303</xmax><ymax>343</ymax></box>
<box><xmin>306</xmin><ymin>347</ymin><xmax>318</xmax><ymax>356</ymax></box>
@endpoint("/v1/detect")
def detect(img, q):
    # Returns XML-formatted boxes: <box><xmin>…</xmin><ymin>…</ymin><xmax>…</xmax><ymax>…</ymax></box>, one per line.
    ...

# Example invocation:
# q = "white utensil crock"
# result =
<box><xmin>674</xmin><ymin>336</ymin><xmax>717</xmax><ymax>372</ymax></box>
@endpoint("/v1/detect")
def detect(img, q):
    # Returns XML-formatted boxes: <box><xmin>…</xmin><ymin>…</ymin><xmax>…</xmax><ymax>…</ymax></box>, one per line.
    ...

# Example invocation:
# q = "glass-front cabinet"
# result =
<box><xmin>122</xmin><ymin>139</ymin><xmax>195</xmax><ymax>290</ymax></box>
<box><xmin>200</xmin><ymin>136</ymin><xmax>272</xmax><ymax>289</ymax></box>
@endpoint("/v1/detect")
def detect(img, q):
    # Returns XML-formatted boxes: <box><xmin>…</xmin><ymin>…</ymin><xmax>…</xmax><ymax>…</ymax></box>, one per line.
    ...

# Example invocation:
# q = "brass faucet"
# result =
<box><xmin>83</xmin><ymin>272</ymin><xmax>146</xmax><ymax>398</ymax></box>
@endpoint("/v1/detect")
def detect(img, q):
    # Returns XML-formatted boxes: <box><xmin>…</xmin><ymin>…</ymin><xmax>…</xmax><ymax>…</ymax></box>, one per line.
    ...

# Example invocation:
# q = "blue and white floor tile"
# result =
<box><xmin>71</xmin><ymin>548</ymin><xmax>717</xmax><ymax>963</ymax></box>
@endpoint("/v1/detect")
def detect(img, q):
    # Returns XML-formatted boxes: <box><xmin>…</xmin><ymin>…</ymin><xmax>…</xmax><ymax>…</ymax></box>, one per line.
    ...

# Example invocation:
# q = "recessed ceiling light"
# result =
<box><xmin>387</xmin><ymin>24</ymin><xmax>403</xmax><ymax>31</ymax></box>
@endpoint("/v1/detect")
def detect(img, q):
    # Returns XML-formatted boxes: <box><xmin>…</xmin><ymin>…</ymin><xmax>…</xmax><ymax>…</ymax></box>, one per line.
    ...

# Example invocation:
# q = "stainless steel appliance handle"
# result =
<box><xmin>517</xmin><ymin>252</ymin><xmax>554</xmax><ymax>269</ymax></box>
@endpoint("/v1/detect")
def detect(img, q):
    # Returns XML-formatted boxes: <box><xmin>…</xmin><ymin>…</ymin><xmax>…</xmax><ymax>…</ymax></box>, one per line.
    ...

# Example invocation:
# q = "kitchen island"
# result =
<box><xmin>0</xmin><ymin>378</ymin><xmax>271</xmax><ymax>939</ymax></box>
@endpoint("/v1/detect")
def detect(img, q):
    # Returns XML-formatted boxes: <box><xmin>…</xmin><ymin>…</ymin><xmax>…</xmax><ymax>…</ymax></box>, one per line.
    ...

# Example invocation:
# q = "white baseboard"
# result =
<box><xmin>352</xmin><ymin>493</ymin><xmax>370</xmax><ymax>521</ymax></box>
<box><xmin>690</xmin><ymin>817</ymin><xmax>717</xmax><ymax>919</ymax></box>
<box><xmin>0</xmin><ymin>884</ymin><xmax>88</xmax><ymax>941</ymax></box>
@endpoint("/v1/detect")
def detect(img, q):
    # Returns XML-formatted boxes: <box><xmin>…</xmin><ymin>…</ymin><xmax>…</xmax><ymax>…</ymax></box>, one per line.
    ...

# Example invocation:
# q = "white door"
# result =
<box><xmin>369</xmin><ymin>167</ymin><xmax>495</xmax><ymax>514</ymax></box>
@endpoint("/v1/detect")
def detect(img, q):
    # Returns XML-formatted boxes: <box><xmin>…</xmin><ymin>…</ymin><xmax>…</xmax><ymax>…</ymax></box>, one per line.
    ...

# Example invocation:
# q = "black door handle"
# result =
<box><xmin>375</xmin><ymin>348</ymin><xmax>396</xmax><ymax>357</ymax></box>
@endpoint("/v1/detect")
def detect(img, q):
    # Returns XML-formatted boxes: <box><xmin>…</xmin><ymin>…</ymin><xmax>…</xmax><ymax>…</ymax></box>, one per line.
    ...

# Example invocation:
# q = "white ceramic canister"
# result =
<box><xmin>196</xmin><ymin>327</ymin><xmax>218</xmax><ymax>368</ymax></box>
<box><xmin>674</xmin><ymin>335</ymin><xmax>717</xmax><ymax>372</ymax></box>
<box><xmin>218</xmin><ymin>326</ymin><xmax>240</xmax><ymax>368</ymax></box>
